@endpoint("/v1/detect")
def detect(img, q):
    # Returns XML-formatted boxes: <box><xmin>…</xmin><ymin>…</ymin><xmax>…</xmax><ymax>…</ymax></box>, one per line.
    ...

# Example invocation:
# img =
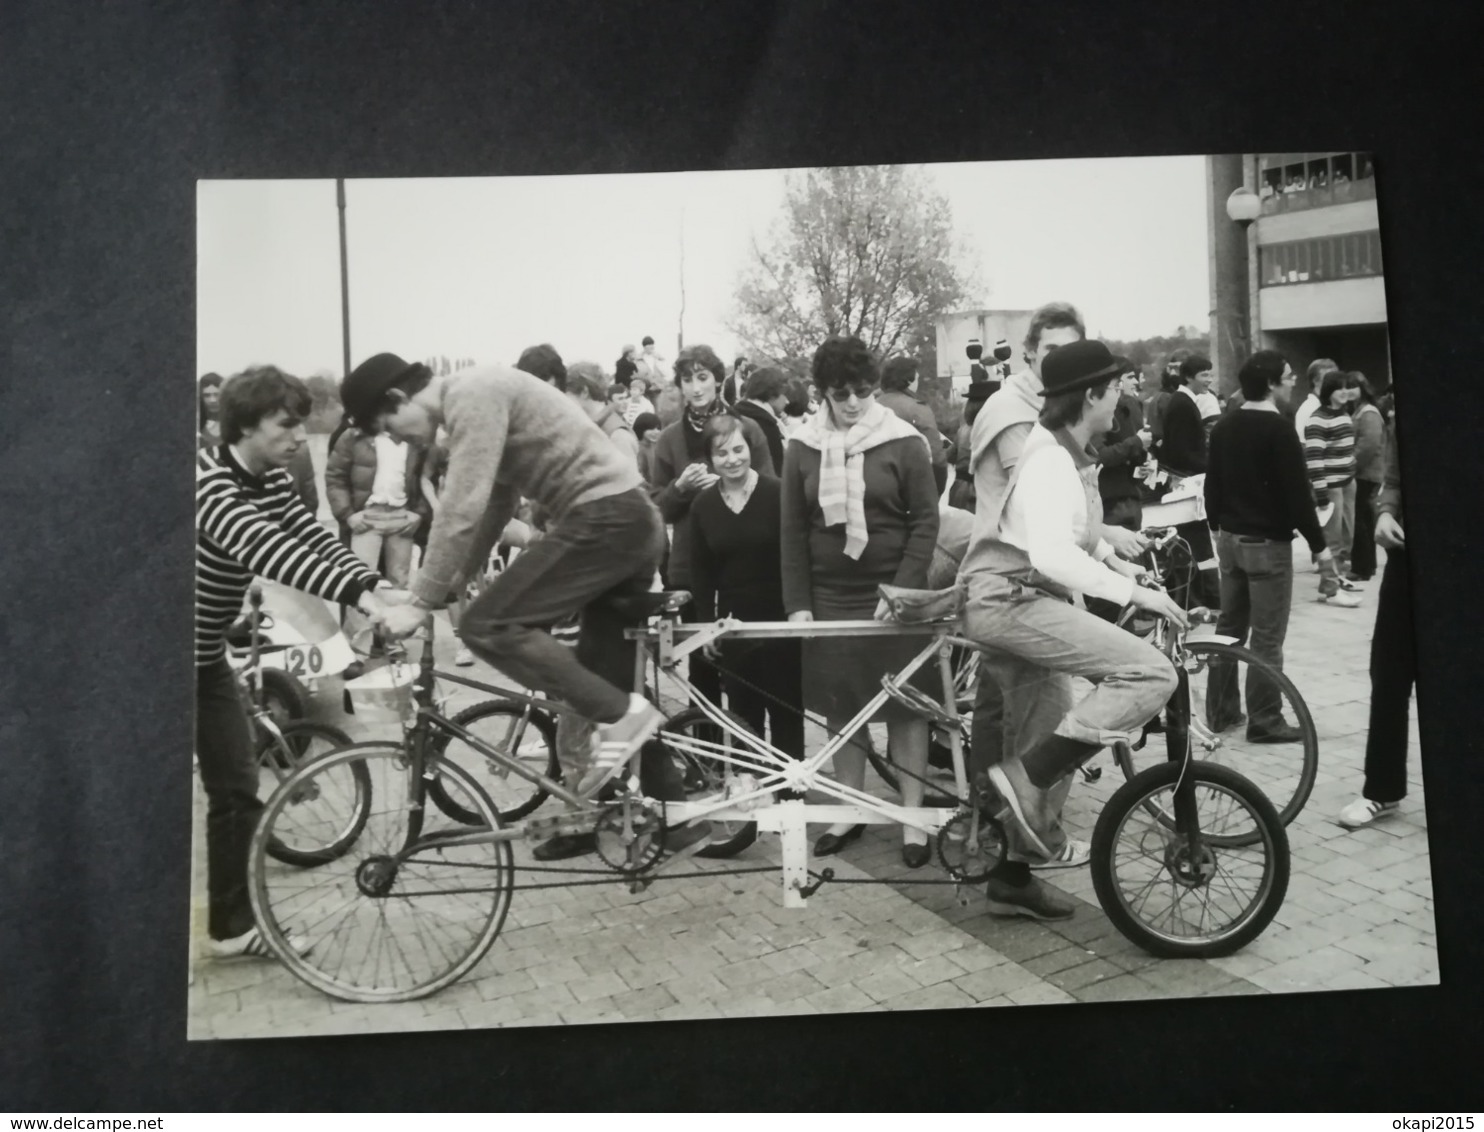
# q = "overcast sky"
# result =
<box><xmin>196</xmin><ymin>155</ymin><xmax>1209</xmax><ymax>380</ymax></box>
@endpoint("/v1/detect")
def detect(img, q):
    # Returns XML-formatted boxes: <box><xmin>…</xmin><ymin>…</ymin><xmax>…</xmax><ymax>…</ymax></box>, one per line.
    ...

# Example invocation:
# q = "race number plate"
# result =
<box><xmin>259</xmin><ymin>632</ymin><xmax>356</xmax><ymax>680</ymax></box>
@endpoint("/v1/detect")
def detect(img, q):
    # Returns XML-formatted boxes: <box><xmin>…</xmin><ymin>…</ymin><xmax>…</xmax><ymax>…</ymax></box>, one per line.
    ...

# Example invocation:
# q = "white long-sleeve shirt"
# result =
<box><xmin>1000</xmin><ymin>428</ymin><xmax>1136</xmax><ymax>606</ymax></box>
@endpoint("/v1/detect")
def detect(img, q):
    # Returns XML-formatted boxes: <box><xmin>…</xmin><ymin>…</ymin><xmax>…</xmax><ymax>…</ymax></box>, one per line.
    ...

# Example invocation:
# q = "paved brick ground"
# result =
<box><xmin>187</xmin><ymin>533</ymin><xmax>1435</xmax><ymax>1039</ymax></box>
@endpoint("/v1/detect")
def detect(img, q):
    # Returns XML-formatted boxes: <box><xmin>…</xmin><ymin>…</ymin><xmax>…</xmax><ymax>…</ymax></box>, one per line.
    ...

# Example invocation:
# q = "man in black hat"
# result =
<box><xmin>961</xmin><ymin>339</ymin><xmax>1187</xmax><ymax>876</ymax></box>
<box><xmin>339</xmin><ymin>353</ymin><xmax>692</xmax><ymax>830</ymax></box>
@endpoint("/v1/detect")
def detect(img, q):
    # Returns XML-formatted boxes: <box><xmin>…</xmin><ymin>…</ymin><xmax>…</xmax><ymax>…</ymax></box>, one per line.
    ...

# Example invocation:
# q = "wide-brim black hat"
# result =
<box><xmin>341</xmin><ymin>352</ymin><xmax>421</xmax><ymax>428</ymax></box>
<box><xmin>1037</xmin><ymin>339</ymin><xmax>1122</xmax><ymax>397</ymax></box>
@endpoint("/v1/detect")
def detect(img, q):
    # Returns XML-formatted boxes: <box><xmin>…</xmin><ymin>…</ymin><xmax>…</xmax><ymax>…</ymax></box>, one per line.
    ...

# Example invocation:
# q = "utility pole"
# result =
<box><xmin>337</xmin><ymin>178</ymin><xmax>352</xmax><ymax>378</ymax></box>
<box><xmin>677</xmin><ymin>205</ymin><xmax>686</xmax><ymax>355</ymax></box>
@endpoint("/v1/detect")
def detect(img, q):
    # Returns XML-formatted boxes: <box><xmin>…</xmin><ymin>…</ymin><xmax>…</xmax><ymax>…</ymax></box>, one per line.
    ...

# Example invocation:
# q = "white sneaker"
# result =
<box><xmin>1320</xmin><ymin>591</ymin><xmax>1363</xmax><ymax>608</ymax></box>
<box><xmin>1338</xmin><ymin>797</ymin><xmax>1399</xmax><ymax>829</ymax></box>
<box><xmin>454</xmin><ymin>646</ymin><xmax>475</xmax><ymax>667</ymax></box>
<box><xmin>1336</xmin><ymin>577</ymin><xmax>1363</xmax><ymax>592</ymax></box>
<box><xmin>1029</xmin><ymin>838</ymin><xmax>1091</xmax><ymax>871</ymax></box>
<box><xmin>206</xmin><ymin>925</ymin><xmax>310</xmax><ymax>960</ymax></box>
<box><xmin>577</xmin><ymin>696</ymin><xmax>666</xmax><ymax>796</ymax></box>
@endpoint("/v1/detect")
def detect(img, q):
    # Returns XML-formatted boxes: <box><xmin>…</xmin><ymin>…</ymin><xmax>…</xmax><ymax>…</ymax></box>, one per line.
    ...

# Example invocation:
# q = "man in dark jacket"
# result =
<box><xmin>878</xmin><ymin>355</ymin><xmax>948</xmax><ymax>495</ymax></box>
<box><xmin>1091</xmin><ymin>356</ymin><xmax>1152</xmax><ymax>531</ymax></box>
<box><xmin>729</xmin><ymin>366</ymin><xmax>789</xmax><ymax>472</ymax></box>
<box><xmin>1157</xmin><ymin>354</ymin><xmax>1220</xmax><ymax>609</ymax></box>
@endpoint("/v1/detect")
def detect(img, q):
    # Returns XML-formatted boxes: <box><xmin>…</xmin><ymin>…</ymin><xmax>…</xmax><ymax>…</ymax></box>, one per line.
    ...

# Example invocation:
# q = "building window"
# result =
<box><xmin>1258</xmin><ymin>152</ymin><xmax>1375</xmax><ymax>211</ymax></box>
<box><xmin>1261</xmin><ymin>230</ymin><xmax>1383</xmax><ymax>287</ymax></box>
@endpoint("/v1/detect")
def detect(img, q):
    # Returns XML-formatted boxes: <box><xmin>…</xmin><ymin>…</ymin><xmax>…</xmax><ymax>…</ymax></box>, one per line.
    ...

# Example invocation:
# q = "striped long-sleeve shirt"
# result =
<box><xmin>1303</xmin><ymin>406</ymin><xmax>1356</xmax><ymax>498</ymax></box>
<box><xmin>196</xmin><ymin>445</ymin><xmax>378</xmax><ymax>667</ymax></box>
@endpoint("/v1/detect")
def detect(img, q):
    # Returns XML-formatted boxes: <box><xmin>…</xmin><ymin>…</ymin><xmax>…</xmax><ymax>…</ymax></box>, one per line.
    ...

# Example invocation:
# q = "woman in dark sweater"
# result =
<box><xmin>690</xmin><ymin>414</ymin><xmax>803</xmax><ymax>759</ymax></box>
<box><xmin>650</xmin><ymin>345</ymin><xmax>775</xmax><ymax>712</ymax></box>
<box><xmin>782</xmin><ymin>336</ymin><xmax>940</xmax><ymax>867</ymax></box>
<box><xmin>1347</xmin><ymin>372</ymin><xmax>1385</xmax><ymax>582</ymax></box>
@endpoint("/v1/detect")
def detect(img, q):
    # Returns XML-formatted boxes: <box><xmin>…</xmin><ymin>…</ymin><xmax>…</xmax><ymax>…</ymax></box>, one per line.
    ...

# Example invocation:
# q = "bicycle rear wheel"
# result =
<box><xmin>257</xmin><ymin>720</ymin><xmax>368</xmax><ymax>866</ymax></box>
<box><xmin>1091</xmin><ymin>761</ymin><xmax>1289</xmax><ymax>959</ymax></box>
<box><xmin>248</xmin><ymin>742</ymin><xmax>514</xmax><ymax>1003</ymax></box>
<box><xmin>1113</xmin><ymin>640</ymin><xmax>1318</xmax><ymax>829</ymax></box>
<box><xmin>428</xmin><ymin>699</ymin><xmax>560</xmax><ymax>823</ymax></box>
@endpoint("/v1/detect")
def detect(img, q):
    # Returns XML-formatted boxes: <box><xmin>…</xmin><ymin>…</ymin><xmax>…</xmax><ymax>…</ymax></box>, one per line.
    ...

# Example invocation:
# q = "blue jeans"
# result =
<box><xmin>460</xmin><ymin>488</ymin><xmax>664</xmax><ymax>724</ymax></box>
<box><xmin>1208</xmin><ymin>531</ymin><xmax>1294</xmax><ymax>731</ymax></box>
<box><xmin>961</xmin><ymin>572</ymin><xmax>1178</xmax><ymax>750</ymax></box>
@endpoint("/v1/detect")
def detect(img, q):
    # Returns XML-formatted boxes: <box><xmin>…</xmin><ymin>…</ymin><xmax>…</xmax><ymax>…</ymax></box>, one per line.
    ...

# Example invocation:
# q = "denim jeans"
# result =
<box><xmin>1363</xmin><ymin>548</ymin><xmax>1416</xmax><ymax>803</ymax></box>
<box><xmin>195</xmin><ymin>659</ymin><xmax>261</xmax><ymax>940</ymax></box>
<box><xmin>1320</xmin><ymin>479</ymin><xmax>1357</xmax><ymax>579</ymax></box>
<box><xmin>971</xmin><ymin>652</ymin><xmax>1075</xmax><ymax>860</ymax></box>
<box><xmin>460</xmin><ymin>488</ymin><xmax>665</xmax><ymax>724</ymax></box>
<box><xmin>1207</xmin><ymin>531</ymin><xmax>1294</xmax><ymax>731</ymax></box>
<box><xmin>961</xmin><ymin>572</ymin><xmax>1178</xmax><ymax>750</ymax></box>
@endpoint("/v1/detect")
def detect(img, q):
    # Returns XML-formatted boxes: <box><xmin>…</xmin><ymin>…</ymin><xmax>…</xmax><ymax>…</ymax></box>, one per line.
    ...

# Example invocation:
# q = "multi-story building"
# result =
<box><xmin>1208</xmin><ymin>151</ymin><xmax>1389</xmax><ymax>398</ymax></box>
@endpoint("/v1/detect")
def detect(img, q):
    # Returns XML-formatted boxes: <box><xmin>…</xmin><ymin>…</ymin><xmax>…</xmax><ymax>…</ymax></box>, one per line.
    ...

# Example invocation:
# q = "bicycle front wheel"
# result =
<box><xmin>1113</xmin><ymin>640</ymin><xmax>1318</xmax><ymax>829</ymax></box>
<box><xmin>248</xmin><ymin>741</ymin><xmax>514</xmax><ymax>1003</ymax></box>
<box><xmin>257</xmin><ymin>720</ymin><xmax>368</xmax><ymax>866</ymax></box>
<box><xmin>1091</xmin><ymin>761</ymin><xmax>1289</xmax><ymax>959</ymax></box>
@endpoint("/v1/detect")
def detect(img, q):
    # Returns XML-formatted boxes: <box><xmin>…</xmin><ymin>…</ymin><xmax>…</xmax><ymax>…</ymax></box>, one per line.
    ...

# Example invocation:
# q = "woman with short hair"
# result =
<box><xmin>690</xmin><ymin>413</ymin><xmax>803</xmax><ymax>760</ymax></box>
<box><xmin>781</xmin><ymin>336</ymin><xmax>940</xmax><ymax>867</ymax></box>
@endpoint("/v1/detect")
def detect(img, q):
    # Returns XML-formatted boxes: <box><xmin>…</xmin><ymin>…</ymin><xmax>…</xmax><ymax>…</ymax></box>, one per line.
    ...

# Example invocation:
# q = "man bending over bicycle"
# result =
<box><xmin>341</xmin><ymin>354</ymin><xmax>695</xmax><ymax>850</ymax></box>
<box><xmin>196</xmin><ymin>367</ymin><xmax>390</xmax><ymax>958</ymax></box>
<box><xmin>960</xmin><ymin>340</ymin><xmax>1186</xmax><ymax>918</ymax></box>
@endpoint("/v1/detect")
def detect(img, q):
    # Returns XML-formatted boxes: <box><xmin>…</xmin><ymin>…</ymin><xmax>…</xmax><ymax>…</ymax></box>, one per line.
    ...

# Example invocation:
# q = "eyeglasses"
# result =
<box><xmin>825</xmin><ymin>384</ymin><xmax>878</xmax><ymax>403</ymax></box>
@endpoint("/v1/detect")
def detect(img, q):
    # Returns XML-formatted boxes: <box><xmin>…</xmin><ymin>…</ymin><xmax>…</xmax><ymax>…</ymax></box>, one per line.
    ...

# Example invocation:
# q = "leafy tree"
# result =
<box><xmin>729</xmin><ymin>165</ymin><xmax>977</xmax><ymax>367</ymax></box>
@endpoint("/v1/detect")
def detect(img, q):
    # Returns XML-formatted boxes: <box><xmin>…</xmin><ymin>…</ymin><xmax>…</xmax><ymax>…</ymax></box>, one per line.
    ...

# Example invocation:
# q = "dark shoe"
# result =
<box><xmin>1207</xmin><ymin>711</ymin><xmax>1247</xmax><ymax>733</ymax></box>
<box><xmin>1247</xmin><ymin>721</ymin><xmax>1303</xmax><ymax>744</ymax></box>
<box><xmin>901</xmin><ymin>840</ymin><xmax>932</xmax><ymax>869</ymax></box>
<box><xmin>814</xmin><ymin>824</ymin><xmax>866</xmax><ymax>857</ymax></box>
<box><xmin>984</xmin><ymin>876</ymin><xmax>1076</xmax><ymax>921</ymax></box>
<box><xmin>532</xmin><ymin>832</ymin><xmax>597</xmax><ymax>861</ymax></box>
<box><xmin>661</xmin><ymin>820</ymin><xmax>713</xmax><ymax>854</ymax></box>
<box><xmin>341</xmin><ymin>660</ymin><xmax>367</xmax><ymax>681</ymax></box>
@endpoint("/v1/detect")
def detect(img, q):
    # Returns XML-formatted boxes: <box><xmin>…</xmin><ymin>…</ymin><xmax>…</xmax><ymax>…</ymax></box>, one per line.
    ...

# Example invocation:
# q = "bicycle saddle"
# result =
<box><xmin>596</xmin><ymin>589</ymin><xmax>692</xmax><ymax>621</ymax></box>
<box><xmin>876</xmin><ymin>580</ymin><xmax>965</xmax><ymax>624</ymax></box>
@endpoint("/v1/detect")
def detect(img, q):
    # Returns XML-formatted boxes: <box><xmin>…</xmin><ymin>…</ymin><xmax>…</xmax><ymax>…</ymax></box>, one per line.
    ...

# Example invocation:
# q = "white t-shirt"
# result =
<box><xmin>1000</xmin><ymin>427</ymin><xmax>1136</xmax><ymax>606</ymax></box>
<box><xmin>368</xmin><ymin>433</ymin><xmax>410</xmax><ymax>508</ymax></box>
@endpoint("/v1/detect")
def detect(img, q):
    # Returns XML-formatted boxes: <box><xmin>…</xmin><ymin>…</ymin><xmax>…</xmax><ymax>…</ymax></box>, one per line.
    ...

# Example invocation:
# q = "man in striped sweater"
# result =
<box><xmin>196</xmin><ymin>367</ymin><xmax>389</xmax><ymax>958</ymax></box>
<box><xmin>1304</xmin><ymin>369</ymin><xmax>1363</xmax><ymax>606</ymax></box>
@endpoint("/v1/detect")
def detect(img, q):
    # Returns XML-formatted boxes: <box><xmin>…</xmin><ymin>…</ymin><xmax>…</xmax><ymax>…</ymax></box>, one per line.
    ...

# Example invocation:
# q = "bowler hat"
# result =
<box><xmin>966</xmin><ymin>380</ymin><xmax>994</xmax><ymax>406</ymax></box>
<box><xmin>341</xmin><ymin>352</ymin><xmax>421</xmax><ymax>428</ymax></box>
<box><xmin>1037</xmin><ymin>339</ymin><xmax>1122</xmax><ymax>397</ymax></box>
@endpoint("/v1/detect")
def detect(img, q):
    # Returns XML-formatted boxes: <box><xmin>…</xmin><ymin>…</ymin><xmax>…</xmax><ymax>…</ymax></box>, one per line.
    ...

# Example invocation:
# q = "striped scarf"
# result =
<box><xmin>792</xmin><ymin>400</ymin><xmax>922</xmax><ymax>559</ymax></box>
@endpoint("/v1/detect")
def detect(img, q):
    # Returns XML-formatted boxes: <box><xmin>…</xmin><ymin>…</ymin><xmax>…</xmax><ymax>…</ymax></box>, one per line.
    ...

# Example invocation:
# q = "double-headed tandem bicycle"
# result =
<box><xmin>246</xmin><ymin>536</ymin><xmax>1291</xmax><ymax>1003</ymax></box>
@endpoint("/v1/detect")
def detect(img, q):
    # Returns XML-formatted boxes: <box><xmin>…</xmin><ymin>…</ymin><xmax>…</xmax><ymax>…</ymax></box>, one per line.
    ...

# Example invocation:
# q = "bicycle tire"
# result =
<box><xmin>259</xmin><ymin>668</ymin><xmax>309</xmax><ymax>731</ymax></box>
<box><xmin>428</xmin><ymin>699</ymin><xmax>560</xmax><ymax>823</ymax></box>
<box><xmin>256</xmin><ymin>720</ymin><xmax>369</xmax><ymax>866</ymax></box>
<box><xmin>655</xmin><ymin>707</ymin><xmax>761</xmax><ymax>858</ymax></box>
<box><xmin>1112</xmin><ymin>640</ymin><xmax>1318</xmax><ymax>829</ymax></box>
<box><xmin>1091</xmin><ymin>760</ymin><xmax>1289</xmax><ymax>959</ymax></box>
<box><xmin>248</xmin><ymin>741</ymin><xmax>514</xmax><ymax>1003</ymax></box>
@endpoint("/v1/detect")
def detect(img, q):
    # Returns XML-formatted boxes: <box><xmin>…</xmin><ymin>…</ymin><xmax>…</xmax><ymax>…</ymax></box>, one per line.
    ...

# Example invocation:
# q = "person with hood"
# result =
<box><xmin>728</xmin><ymin>365</ymin><xmax>789</xmax><ymax>472</ymax></box>
<box><xmin>878</xmin><ymin>354</ymin><xmax>949</xmax><ymax>496</ymax></box>
<box><xmin>959</xmin><ymin>303</ymin><xmax>1150</xmax><ymax>914</ymax></box>
<box><xmin>782</xmin><ymin>335</ymin><xmax>939</xmax><ymax>868</ymax></box>
<box><xmin>562</xmin><ymin>361</ymin><xmax>641</xmax><ymax>471</ymax></box>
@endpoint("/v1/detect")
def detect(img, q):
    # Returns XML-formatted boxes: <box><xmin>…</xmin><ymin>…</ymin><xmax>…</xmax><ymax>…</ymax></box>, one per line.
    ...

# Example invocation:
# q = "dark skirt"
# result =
<box><xmin>803</xmin><ymin>583</ymin><xmax>942</xmax><ymax>725</ymax></box>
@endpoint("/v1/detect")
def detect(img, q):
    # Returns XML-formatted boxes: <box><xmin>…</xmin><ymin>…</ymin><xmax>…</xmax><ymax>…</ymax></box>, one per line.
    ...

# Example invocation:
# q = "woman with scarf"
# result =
<box><xmin>650</xmin><ymin>345</ymin><xmax>776</xmax><ymax>712</ymax></box>
<box><xmin>781</xmin><ymin>336</ymin><xmax>940</xmax><ymax>868</ymax></box>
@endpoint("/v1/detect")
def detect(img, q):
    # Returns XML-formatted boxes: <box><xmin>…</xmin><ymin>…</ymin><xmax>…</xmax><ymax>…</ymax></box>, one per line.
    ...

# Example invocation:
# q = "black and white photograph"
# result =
<box><xmin>187</xmin><ymin>152</ymin><xmax>1433</xmax><ymax>1042</ymax></box>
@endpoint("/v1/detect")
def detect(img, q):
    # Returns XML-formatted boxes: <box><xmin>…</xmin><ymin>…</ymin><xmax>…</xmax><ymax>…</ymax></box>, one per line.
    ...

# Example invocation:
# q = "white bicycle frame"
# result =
<box><xmin>633</xmin><ymin>617</ymin><xmax>976</xmax><ymax>908</ymax></box>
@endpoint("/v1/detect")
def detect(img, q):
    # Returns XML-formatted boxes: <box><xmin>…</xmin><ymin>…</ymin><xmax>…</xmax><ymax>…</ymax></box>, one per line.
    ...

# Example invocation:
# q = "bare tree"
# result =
<box><xmin>729</xmin><ymin>165</ymin><xmax>977</xmax><ymax>366</ymax></box>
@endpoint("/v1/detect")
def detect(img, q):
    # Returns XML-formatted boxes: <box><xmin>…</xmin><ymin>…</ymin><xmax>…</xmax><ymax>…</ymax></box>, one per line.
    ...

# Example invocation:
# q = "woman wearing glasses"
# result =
<box><xmin>781</xmin><ymin>336</ymin><xmax>941</xmax><ymax>867</ymax></box>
